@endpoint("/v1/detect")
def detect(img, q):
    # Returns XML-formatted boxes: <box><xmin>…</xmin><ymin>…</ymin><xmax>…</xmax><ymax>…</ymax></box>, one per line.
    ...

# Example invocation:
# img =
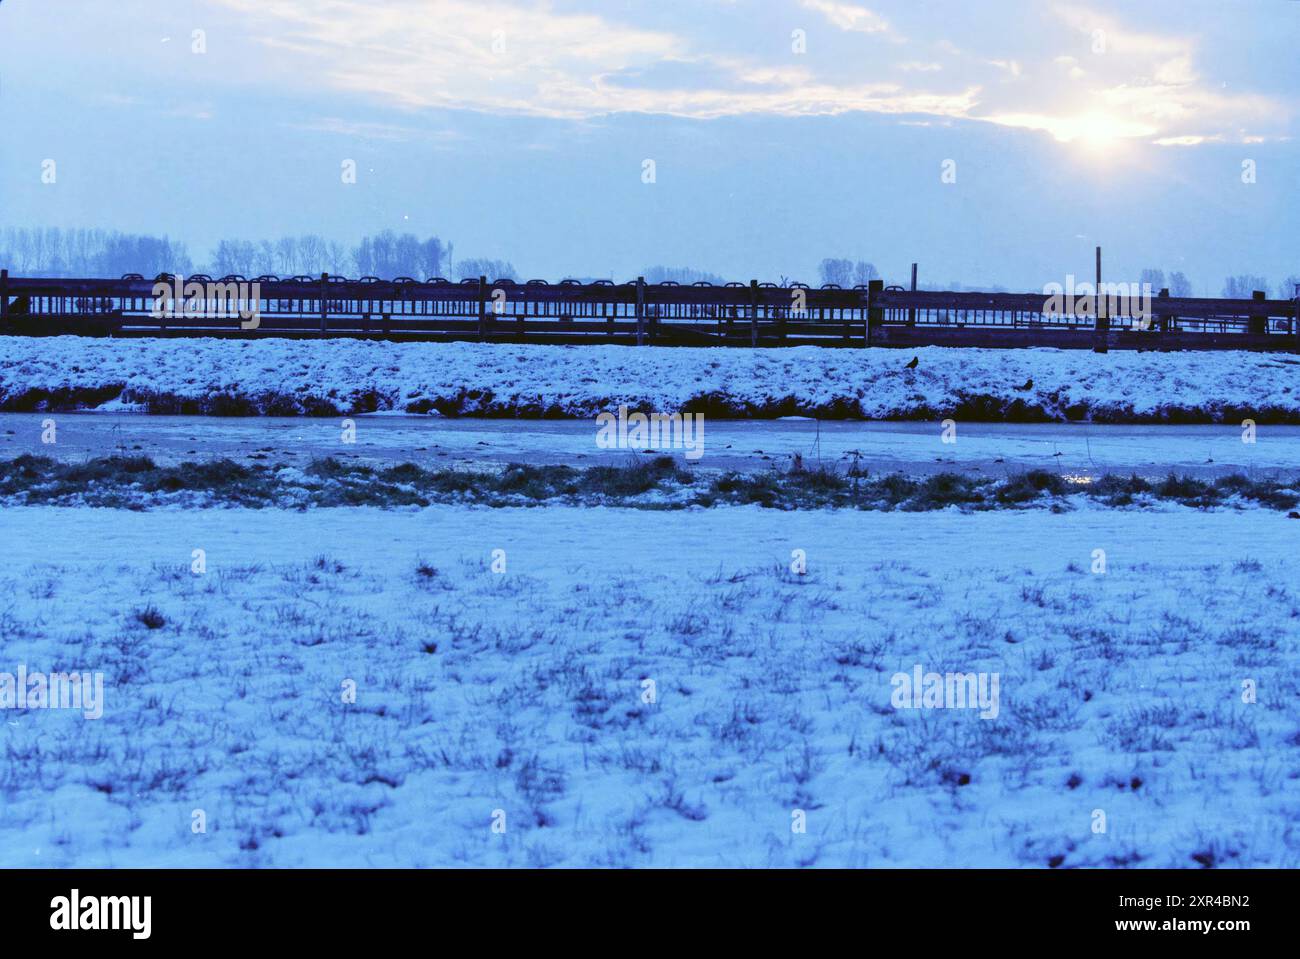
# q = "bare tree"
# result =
<box><xmin>212</xmin><ymin>239</ymin><xmax>259</xmax><ymax>277</ymax></box>
<box><xmin>643</xmin><ymin>265</ymin><xmax>726</xmax><ymax>285</ymax></box>
<box><xmin>818</xmin><ymin>258</ymin><xmax>853</xmax><ymax>286</ymax></box>
<box><xmin>1139</xmin><ymin>268</ymin><xmax>1165</xmax><ymax>291</ymax></box>
<box><xmin>851</xmin><ymin>261</ymin><xmax>880</xmax><ymax>286</ymax></box>
<box><xmin>254</xmin><ymin>241</ymin><xmax>277</xmax><ymax>276</ymax></box>
<box><xmin>819</xmin><ymin>258</ymin><xmax>879</xmax><ymax>286</ymax></box>
<box><xmin>456</xmin><ymin>258</ymin><xmax>516</xmax><ymax>281</ymax></box>
<box><xmin>1222</xmin><ymin>275</ymin><xmax>1270</xmax><ymax>299</ymax></box>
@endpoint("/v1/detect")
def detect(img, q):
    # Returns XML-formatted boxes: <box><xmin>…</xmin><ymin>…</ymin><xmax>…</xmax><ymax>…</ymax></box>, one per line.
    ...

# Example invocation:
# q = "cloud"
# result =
<box><xmin>204</xmin><ymin>0</ymin><xmax>1287</xmax><ymax>146</ymax></box>
<box><xmin>210</xmin><ymin>0</ymin><xmax>968</xmax><ymax>121</ymax></box>
<box><xmin>1052</xmin><ymin>56</ymin><xmax>1085</xmax><ymax>80</ymax></box>
<box><xmin>289</xmin><ymin>117</ymin><xmax>466</xmax><ymax>143</ymax></box>
<box><xmin>214</xmin><ymin>0</ymin><xmax>681</xmax><ymax>117</ymax></box>
<box><xmin>972</xmin><ymin>4</ymin><xmax>1289</xmax><ymax>144</ymax></box>
<box><xmin>1034</xmin><ymin>1</ymin><xmax>1289</xmax><ymax>142</ymax></box>
<box><xmin>798</xmin><ymin>1</ymin><xmax>892</xmax><ymax>36</ymax></box>
<box><xmin>1050</xmin><ymin>3</ymin><xmax>1186</xmax><ymax>58</ymax></box>
<box><xmin>1153</xmin><ymin>134</ymin><xmax>1219</xmax><ymax>147</ymax></box>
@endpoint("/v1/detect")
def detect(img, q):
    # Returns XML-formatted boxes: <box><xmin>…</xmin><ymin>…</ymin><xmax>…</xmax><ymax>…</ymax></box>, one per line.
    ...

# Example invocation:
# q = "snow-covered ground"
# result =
<box><xmin>5</xmin><ymin>336</ymin><xmax>1300</xmax><ymax>422</ymax></box>
<box><xmin>4</xmin><ymin>337</ymin><xmax>1296</xmax><ymax>868</ymax></box>
<box><xmin>2</xmin><ymin>504</ymin><xmax>1296</xmax><ymax>867</ymax></box>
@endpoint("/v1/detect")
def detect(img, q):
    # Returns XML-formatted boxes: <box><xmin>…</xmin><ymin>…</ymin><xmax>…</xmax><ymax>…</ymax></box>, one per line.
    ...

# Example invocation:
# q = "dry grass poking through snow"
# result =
<box><xmin>4</xmin><ymin>454</ymin><xmax>1300</xmax><ymax>512</ymax></box>
<box><xmin>0</xmin><ymin>507</ymin><xmax>1297</xmax><ymax>867</ymax></box>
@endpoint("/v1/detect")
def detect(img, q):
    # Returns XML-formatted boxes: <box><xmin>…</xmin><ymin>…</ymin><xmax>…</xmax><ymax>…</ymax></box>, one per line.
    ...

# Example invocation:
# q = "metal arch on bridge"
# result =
<box><xmin>1</xmin><ymin>271</ymin><xmax>1297</xmax><ymax>351</ymax></box>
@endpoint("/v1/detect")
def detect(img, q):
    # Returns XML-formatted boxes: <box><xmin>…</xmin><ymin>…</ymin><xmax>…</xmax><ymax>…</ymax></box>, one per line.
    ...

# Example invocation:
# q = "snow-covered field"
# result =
<box><xmin>2</xmin><ymin>504</ymin><xmax>1296</xmax><ymax>868</ymax></box>
<box><xmin>5</xmin><ymin>336</ymin><xmax>1300</xmax><ymax>422</ymax></box>
<box><xmin>3</xmin><ymin>337</ymin><xmax>1296</xmax><ymax>868</ymax></box>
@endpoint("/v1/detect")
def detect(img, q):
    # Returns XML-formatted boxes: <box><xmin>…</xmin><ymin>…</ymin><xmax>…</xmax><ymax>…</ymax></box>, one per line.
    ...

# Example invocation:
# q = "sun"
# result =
<box><xmin>1055</xmin><ymin>112</ymin><xmax>1158</xmax><ymax>150</ymax></box>
<box><xmin>983</xmin><ymin>110</ymin><xmax>1159</xmax><ymax>153</ymax></box>
<box><xmin>1070</xmin><ymin>112</ymin><xmax>1123</xmax><ymax>146</ymax></box>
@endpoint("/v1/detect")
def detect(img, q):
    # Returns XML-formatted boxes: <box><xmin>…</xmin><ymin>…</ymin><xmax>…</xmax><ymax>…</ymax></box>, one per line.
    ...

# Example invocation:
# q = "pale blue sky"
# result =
<box><xmin>0</xmin><ymin>0</ymin><xmax>1295</xmax><ymax>291</ymax></box>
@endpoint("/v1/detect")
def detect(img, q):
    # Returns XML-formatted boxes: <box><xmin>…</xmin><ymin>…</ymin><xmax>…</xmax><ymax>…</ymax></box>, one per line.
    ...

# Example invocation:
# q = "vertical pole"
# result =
<box><xmin>1095</xmin><ymin>246</ymin><xmax>1107</xmax><ymax>328</ymax></box>
<box><xmin>477</xmin><ymin>275</ymin><xmax>487</xmax><ymax>341</ymax></box>
<box><xmin>749</xmin><ymin>280</ymin><xmax>759</xmax><ymax>348</ymax></box>
<box><xmin>1093</xmin><ymin>245</ymin><xmax>1109</xmax><ymax>350</ymax></box>
<box><xmin>636</xmin><ymin>276</ymin><xmax>645</xmax><ymax>346</ymax></box>
<box><xmin>908</xmin><ymin>262</ymin><xmax>918</xmax><ymax>327</ymax></box>
<box><xmin>1294</xmin><ymin>282</ymin><xmax>1299</xmax><ymax>348</ymax></box>
<box><xmin>320</xmin><ymin>273</ymin><xmax>328</xmax><ymax>333</ymax></box>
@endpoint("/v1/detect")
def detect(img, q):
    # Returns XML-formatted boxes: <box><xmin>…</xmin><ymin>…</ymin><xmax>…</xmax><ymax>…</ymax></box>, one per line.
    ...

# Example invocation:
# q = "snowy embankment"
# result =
<box><xmin>3</xmin><ymin>336</ymin><xmax>1300</xmax><ymax>423</ymax></box>
<box><xmin>1</xmin><ymin>506</ymin><xmax>1296</xmax><ymax>867</ymax></box>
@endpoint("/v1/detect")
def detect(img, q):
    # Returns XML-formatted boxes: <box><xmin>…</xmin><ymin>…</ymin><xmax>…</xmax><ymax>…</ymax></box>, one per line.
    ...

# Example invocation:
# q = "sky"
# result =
<box><xmin>0</xmin><ymin>0</ymin><xmax>1296</xmax><ymax>292</ymax></box>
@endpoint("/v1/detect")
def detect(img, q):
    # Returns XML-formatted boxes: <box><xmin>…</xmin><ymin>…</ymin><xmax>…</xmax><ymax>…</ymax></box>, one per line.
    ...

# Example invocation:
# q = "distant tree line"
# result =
<box><xmin>818</xmin><ymin>258</ymin><xmax>880</xmax><ymax>287</ymax></box>
<box><xmin>0</xmin><ymin>227</ymin><xmax>192</xmax><ymax>277</ymax></box>
<box><xmin>1137</xmin><ymin>268</ymin><xmax>1192</xmax><ymax>297</ymax></box>
<box><xmin>3</xmin><ymin>227</ymin><xmax>1295</xmax><ymax>297</ymax></box>
<box><xmin>0</xmin><ymin>226</ymin><xmax>518</xmax><ymax>281</ymax></box>
<box><xmin>643</xmin><ymin>265</ymin><xmax>726</xmax><ymax>285</ymax></box>
<box><xmin>455</xmin><ymin>258</ymin><xmax>518</xmax><ymax>282</ymax></box>
<box><xmin>1141</xmin><ymin>267</ymin><xmax>1300</xmax><ymax>300</ymax></box>
<box><xmin>1219</xmin><ymin>273</ymin><xmax>1300</xmax><ymax>301</ymax></box>
<box><xmin>204</xmin><ymin>233</ymin><xmax>508</xmax><ymax>279</ymax></box>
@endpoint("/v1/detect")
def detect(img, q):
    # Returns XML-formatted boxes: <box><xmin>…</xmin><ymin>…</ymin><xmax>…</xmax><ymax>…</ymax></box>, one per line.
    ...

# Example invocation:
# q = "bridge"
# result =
<box><xmin>2</xmin><ymin>270</ymin><xmax>1297</xmax><ymax>351</ymax></box>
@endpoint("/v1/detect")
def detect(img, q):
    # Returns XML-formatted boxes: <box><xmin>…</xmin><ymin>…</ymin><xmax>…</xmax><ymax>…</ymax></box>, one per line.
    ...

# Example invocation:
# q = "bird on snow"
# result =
<box><xmin>904</xmin><ymin>356</ymin><xmax>919</xmax><ymax>369</ymax></box>
<box><xmin>1015</xmin><ymin>377</ymin><xmax>1033</xmax><ymax>391</ymax></box>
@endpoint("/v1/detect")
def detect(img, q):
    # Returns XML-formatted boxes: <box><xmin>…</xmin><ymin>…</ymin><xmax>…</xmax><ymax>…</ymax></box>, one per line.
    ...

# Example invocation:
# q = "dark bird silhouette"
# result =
<box><xmin>1015</xmin><ymin>377</ymin><xmax>1033</xmax><ymax>391</ymax></box>
<box><xmin>904</xmin><ymin>355</ymin><xmax>919</xmax><ymax>369</ymax></box>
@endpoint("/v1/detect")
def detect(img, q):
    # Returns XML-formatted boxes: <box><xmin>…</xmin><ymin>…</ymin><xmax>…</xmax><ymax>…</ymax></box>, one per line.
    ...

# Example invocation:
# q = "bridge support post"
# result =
<box><xmin>1156</xmin><ymin>287</ymin><xmax>1169</xmax><ymax>334</ymax></box>
<box><xmin>320</xmin><ymin>273</ymin><xmax>329</xmax><ymax>333</ymax></box>
<box><xmin>1249</xmin><ymin>290</ymin><xmax>1268</xmax><ymax>337</ymax></box>
<box><xmin>0</xmin><ymin>269</ymin><xmax>7</xmax><ymax>324</ymax></box>
<box><xmin>749</xmin><ymin>280</ymin><xmax>758</xmax><ymax>348</ymax></box>
<box><xmin>636</xmin><ymin>276</ymin><xmax>645</xmax><ymax>346</ymax></box>
<box><xmin>477</xmin><ymin>275</ymin><xmax>487</xmax><ymax>341</ymax></box>
<box><xmin>865</xmin><ymin>279</ymin><xmax>882</xmax><ymax>346</ymax></box>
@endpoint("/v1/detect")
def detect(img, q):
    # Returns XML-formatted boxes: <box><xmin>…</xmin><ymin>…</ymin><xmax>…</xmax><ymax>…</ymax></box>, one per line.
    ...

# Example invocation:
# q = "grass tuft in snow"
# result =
<box><xmin>132</xmin><ymin>603</ymin><xmax>167</xmax><ymax>630</ymax></box>
<box><xmin>2</xmin><ymin>453</ymin><xmax>1299</xmax><ymax>511</ymax></box>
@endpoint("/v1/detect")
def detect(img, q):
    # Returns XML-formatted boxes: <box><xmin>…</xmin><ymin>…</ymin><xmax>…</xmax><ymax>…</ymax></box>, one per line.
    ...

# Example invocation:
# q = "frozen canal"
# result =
<box><xmin>1</xmin><ymin>412</ymin><xmax>1297</xmax><ymax>479</ymax></box>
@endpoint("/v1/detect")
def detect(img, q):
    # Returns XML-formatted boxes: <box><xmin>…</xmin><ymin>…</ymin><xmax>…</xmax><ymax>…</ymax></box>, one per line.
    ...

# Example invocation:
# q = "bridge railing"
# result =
<box><xmin>1</xmin><ymin>271</ymin><xmax>1296</xmax><ymax>349</ymax></box>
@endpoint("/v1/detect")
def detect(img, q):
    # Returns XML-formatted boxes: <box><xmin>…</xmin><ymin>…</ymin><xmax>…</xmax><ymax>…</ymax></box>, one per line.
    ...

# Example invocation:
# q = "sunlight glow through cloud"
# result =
<box><xmin>201</xmin><ymin>0</ymin><xmax>1291</xmax><ymax>145</ymax></box>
